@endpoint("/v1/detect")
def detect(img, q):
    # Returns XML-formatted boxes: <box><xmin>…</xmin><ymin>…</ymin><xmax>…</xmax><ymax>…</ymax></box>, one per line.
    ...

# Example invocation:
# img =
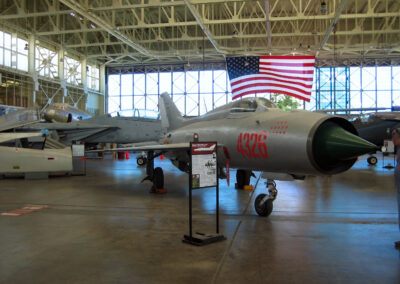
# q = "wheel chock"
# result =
<box><xmin>235</xmin><ymin>184</ymin><xmax>254</xmax><ymax>190</ymax></box>
<box><xmin>243</xmin><ymin>185</ymin><xmax>254</xmax><ymax>191</ymax></box>
<box><xmin>150</xmin><ymin>186</ymin><xmax>167</xmax><ymax>194</ymax></box>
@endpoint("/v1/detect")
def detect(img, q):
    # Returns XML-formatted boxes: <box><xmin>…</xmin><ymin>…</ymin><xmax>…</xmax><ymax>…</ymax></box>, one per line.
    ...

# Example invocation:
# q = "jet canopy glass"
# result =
<box><xmin>209</xmin><ymin>97</ymin><xmax>277</xmax><ymax>115</ymax></box>
<box><xmin>109</xmin><ymin>109</ymin><xmax>160</xmax><ymax>120</ymax></box>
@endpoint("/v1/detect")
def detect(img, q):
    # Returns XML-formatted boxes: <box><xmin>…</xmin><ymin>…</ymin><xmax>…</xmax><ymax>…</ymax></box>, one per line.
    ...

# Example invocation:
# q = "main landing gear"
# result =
<box><xmin>142</xmin><ymin>151</ymin><xmax>166</xmax><ymax>193</ymax></box>
<box><xmin>136</xmin><ymin>155</ymin><xmax>147</xmax><ymax>166</ymax></box>
<box><xmin>367</xmin><ymin>155</ymin><xmax>378</xmax><ymax>166</ymax></box>
<box><xmin>236</xmin><ymin>169</ymin><xmax>255</xmax><ymax>189</ymax></box>
<box><xmin>254</xmin><ymin>180</ymin><xmax>278</xmax><ymax>217</ymax></box>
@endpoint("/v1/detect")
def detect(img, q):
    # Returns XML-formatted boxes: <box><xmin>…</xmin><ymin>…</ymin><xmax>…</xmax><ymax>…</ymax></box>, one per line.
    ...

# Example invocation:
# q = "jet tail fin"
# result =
<box><xmin>159</xmin><ymin>92</ymin><xmax>184</xmax><ymax>131</ymax></box>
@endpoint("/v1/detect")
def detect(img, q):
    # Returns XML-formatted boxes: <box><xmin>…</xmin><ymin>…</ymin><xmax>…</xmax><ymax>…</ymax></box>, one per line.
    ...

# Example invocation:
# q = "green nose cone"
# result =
<box><xmin>314</xmin><ymin>122</ymin><xmax>378</xmax><ymax>161</ymax></box>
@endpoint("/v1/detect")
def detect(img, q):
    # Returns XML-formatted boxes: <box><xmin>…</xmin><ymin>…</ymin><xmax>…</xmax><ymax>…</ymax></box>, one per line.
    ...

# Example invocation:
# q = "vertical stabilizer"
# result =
<box><xmin>159</xmin><ymin>92</ymin><xmax>184</xmax><ymax>131</ymax></box>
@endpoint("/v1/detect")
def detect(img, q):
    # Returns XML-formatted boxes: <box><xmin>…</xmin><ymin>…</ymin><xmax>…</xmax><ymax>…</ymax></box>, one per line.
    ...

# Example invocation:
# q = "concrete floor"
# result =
<box><xmin>0</xmin><ymin>154</ymin><xmax>399</xmax><ymax>283</ymax></box>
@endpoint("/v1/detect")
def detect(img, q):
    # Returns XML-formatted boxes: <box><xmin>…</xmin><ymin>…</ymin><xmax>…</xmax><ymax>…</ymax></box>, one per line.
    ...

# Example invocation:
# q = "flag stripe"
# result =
<box><xmin>260</xmin><ymin>61</ymin><xmax>315</xmax><ymax>67</ymax></box>
<box><xmin>230</xmin><ymin>72</ymin><xmax>313</xmax><ymax>85</ymax></box>
<box><xmin>259</xmin><ymin>69</ymin><xmax>314</xmax><ymax>79</ymax></box>
<box><xmin>260</xmin><ymin>55</ymin><xmax>315</xmax><ymax>60</ymax></box>
<box><xmin>232</xmin><ymin>82</ymin><xmax>311</xmax><ymax>97</ymax></box>
<box><xmin>232</xmin><ymin>77</ymin><xmax>313</xmax><ymax>92</ymax></box>
<box><xmin>259</xmin><ymin>67</ymin><xmax>314</xmax><ymax>75</ymax></box>
<box><xmin>258</xmin><ymin>71</ymin><xmax>314</xmax><ymax>81</ymax></box>
<box><xmin>232</xmin><ymin>88</ymin><xmax>311</xmax><ymax>101</ymax></box>
<box><xmin>233</xmin><ymin>86</ymin><xmax>311</xmax><ymax>100</ymax></box>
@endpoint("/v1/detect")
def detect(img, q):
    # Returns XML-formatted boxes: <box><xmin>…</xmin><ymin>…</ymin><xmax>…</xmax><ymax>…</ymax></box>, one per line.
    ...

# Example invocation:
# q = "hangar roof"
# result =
<box><xmin>0</xmin><ymin>0</ymin><xmax>399</xmax><ymax>66</ymax></box>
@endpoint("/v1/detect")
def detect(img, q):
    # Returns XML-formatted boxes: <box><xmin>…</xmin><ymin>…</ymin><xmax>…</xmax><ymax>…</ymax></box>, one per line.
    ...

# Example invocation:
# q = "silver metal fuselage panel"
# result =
<box><xmin>164</xmin><ymin>109</ymin><xmax>331</xmax><ymax>176</ymax></box>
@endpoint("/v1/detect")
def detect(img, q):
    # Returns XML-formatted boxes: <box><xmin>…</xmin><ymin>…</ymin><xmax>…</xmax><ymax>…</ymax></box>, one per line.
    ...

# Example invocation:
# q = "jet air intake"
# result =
<box><xmin>310</xmin><ymin>117</ymin><xmax>378</xmax><ymax>174</ymax></box>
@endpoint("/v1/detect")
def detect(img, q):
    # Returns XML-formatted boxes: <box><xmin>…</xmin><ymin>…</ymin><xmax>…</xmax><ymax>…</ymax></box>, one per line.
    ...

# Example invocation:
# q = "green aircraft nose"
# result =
<box><xmin>314</xmin><ymin>122</ymin><xmax>378</xmax><ymax>161</ymax></box>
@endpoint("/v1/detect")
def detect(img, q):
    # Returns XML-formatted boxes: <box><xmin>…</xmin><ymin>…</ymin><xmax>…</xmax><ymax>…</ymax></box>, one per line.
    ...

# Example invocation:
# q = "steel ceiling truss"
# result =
<box><xmin>0</xmin><ymin>0</ymin><xmax>399</xmax><ymax>65</ymax></box>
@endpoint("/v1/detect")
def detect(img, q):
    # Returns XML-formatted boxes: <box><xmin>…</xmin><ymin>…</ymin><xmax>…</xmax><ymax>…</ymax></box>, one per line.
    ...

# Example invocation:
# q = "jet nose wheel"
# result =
<box><xmin>367</xmin><ymin>156</ymin><xmax>378</xmax><ymax>165</ymax></box>
<box><xmin>254</xmin><ymin>179</ymin><xmax>278</xmax><ymax>217</ymax></box>
<box><xmin>137</xmin><ymin>156</ymin><xmax>147</xmax><ymax>166</ymax></box>
<box><xmin>255</xmin><ymin>194</ymin><xmax>273</xmax><ymax>217</ymax></box>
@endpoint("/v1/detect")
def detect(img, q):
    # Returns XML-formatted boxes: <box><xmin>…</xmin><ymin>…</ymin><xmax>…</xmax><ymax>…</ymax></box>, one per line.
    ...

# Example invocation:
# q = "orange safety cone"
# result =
<box><xmin>160</xmin><ymin>155</ymin><xmax>164</xmax><ymax>160</ymax></box>
<box><xmin>125</xmin><ymin>151</ymin><xmax>129</xmax><ymax>159</ymax></box>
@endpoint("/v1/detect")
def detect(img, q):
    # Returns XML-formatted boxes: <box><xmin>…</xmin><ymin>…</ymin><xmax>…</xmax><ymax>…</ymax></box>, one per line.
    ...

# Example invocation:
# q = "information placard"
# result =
<box><xmin>191</xmin><ymin>142</ymin><xmax>217</xmax><ymax>189</ymax></box>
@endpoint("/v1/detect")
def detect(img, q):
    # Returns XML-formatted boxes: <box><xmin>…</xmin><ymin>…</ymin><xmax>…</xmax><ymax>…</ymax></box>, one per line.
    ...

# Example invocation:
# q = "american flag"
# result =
<box><xmin>226</xmin><ymin>56</ymin><xmax>315</xmax><ymax>102</ymax></box>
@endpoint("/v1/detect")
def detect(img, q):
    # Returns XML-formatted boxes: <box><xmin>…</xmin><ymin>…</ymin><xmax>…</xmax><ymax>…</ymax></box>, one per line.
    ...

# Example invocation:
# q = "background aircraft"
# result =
<box><xmin>97</xmin><ymin>93</ymin><xmax>377</xmax><ymax>217</ymax></box>
<box><xmin>0</xmin><ymin>107</ymin><xmax>162</xmax><ymax>163</ymax></box>
<box><xmin>345</xmin><ymin>112</ymin><xmax>400</xmax><ymax>165</ymax></box>
<box><xmin>43</xmin><ymin>103</ymin><xmax>92</xmax><ymax>122</ymax></box>
<box><xmin>0</xmin><ymin>132</ymin><xmax>72</xmax><ymax>177</ymax></box>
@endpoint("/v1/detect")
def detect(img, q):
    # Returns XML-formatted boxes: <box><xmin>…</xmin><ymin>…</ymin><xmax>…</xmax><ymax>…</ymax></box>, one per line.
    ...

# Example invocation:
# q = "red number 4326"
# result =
<box><xmin>236</xmin><ymin>131</ymin><xmax>268</xmax><ymax>158</ymax></box>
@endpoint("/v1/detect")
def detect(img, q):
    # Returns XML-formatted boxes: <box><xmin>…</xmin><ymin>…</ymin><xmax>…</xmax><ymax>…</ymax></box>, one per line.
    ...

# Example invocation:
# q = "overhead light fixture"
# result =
<box><xmin>232</xmin><ymin>31</ymin><xmax>239</xmax><ymax>38</ymax></box>
<box><xmin>320</xmin><ymin>1</ymin><xmax>327</xmax><ymax>13</ymax></box>
<box><xmin>24</xmin><ymin>43</ymin><xmax>28</xmax><ymax>51</ymax></box>
<box><xmin>244</xmin><ymin>59</ymin><xmax>249</xmax><ymax>66</ymax></box>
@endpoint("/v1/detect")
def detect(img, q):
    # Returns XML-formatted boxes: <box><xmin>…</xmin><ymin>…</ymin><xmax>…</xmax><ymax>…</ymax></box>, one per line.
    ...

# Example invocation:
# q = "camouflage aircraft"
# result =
<box><xmin>344</xmin><ymin>112</ymin><xmax>400</xmax><ymax>165</ymax></box>
<box><xmin>98</xmin><ymin>93</ymin><xmax>378</xmax><ymax>217</ymax></box>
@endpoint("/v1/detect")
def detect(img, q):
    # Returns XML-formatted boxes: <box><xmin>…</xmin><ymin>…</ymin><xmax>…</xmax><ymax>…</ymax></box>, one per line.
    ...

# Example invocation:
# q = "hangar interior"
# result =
<box><xmin>1</xmin><ymin>0</ymin><xmax>400</xmax><ymax>283</ymax></box>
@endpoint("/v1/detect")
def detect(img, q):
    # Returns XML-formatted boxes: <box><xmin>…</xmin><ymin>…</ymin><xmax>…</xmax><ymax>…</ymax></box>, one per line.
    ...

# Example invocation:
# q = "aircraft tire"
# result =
<box><xmin>367</xmin><ymin>156</ymin><xmax>378</xmax><ymax>165</ymax></box>
<box><xmin>236</xmin><ymin>170</ymin><xmax>245</xmax><ymax>188</ymax></box>
<box><xmin>236</xmin><ymin>170</ymin><xmax>251</xmax><ymax>189</ymax></box>
<box><xmin>137</xmin><ymin>156</ymin><xmax>146</xmax><ymax>166</ymax></box>
<box><xmin>254</xmin><ymin>194</ymin><xmax>273</xmax><ymax>217</ymax></box>
<box><xmin>154</xmin><ymin>167</ymin><xmax>164</xmax><ymax>189</ymax></box>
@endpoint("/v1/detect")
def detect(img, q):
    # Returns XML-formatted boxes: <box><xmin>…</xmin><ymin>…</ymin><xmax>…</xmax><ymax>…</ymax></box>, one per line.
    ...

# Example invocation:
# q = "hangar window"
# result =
<box><xmin>64</xmin><ymin>56</ymin><xmax>82</xmax><ymax>85</ymax></box>
<box><xmin>107</xmin><ymin>68</ymin><xmax>232</xmax><ymax>116</ymax></box>
<box><xmin>35</xmin><ymin>45</ymin><xmax>58</xmax><ymax>78</ymax></box>
<box><xmin>0</xmin><ymin>31</ymin><xmax>28</xmax><ymax>72</ymax></box>
<box><xmin>306</xmin><ymin>66</ymin><xmax>399</xmax><ymax>114</ymax></box>
<box><xmin>107</xmin><ymin>74</ymin><xmax>121</xmax><ymax>113</ymax></box>
<box><xmin>87</xmin><ymin>65</ymin><xmax>99</xmax><ymax>91</ymax></box>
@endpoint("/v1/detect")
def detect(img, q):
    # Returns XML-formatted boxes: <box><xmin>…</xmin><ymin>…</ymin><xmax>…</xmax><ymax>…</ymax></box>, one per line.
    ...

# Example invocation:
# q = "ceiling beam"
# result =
<box><xmin>183</xmin><ymin>0</ymin><xmax>223</xmax><ymax>54</ymax></box>
<box><xmin>87</xmin><ymin>0</ymin><xmax>259</xmax><ymax>11</ymax></box>
<box><xmin>58</xmin><ymin>0</ymin><xmax>152</xmax><ymax>56</ymax></box>
<box><xmin>0</xmin><ymin>10</ymin><xmax>73</xmax><ymax>19</ymax></box>
<box><xmin>320</xmin><ymin>0</ymin><xmax>350</xmax><ymax>49</ymax></box>
<box><xmin>265</xmin><ymin>0</ymin><xmax>271</xmax><ymax>50</ymax></box>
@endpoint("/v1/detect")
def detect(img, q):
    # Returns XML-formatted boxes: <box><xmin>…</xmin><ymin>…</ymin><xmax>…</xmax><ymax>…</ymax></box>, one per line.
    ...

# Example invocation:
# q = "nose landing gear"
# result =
<box><xmin>254</xmin><ymin>180</ymin><xmax>277</xmax><ymax>217</ymax></box>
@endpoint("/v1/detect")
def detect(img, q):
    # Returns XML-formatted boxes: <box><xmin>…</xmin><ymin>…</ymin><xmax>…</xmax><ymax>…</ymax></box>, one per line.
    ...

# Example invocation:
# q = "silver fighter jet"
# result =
<box><xmin>97</xmin><ymin>93</ymin><xmax>378</xmax><ymax>217</ymax></box>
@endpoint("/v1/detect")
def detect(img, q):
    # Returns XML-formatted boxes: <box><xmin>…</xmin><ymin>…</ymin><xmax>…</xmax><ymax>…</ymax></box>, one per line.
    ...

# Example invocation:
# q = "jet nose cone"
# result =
<box><xmin>44</xmin><ymin>109</ymin><xmax>55</xmax><ymax>121</ymax></box>
<box><xmin>314</xmin><ymin>122</ymin><xmax>378</xmax><ymax>161</ymax></box>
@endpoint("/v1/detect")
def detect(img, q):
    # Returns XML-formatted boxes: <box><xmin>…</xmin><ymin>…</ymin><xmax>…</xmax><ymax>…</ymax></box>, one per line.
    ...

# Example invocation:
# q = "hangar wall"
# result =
<box><xmin>0</xmin><ymin>29</ymin><xmax>105</xmax><ymax>115</ymax></box>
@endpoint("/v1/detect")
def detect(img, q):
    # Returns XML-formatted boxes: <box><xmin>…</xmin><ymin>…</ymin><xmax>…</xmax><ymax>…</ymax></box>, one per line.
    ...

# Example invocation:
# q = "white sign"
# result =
<box><xmin>72</xmin><ymin>144</ymin><xmax>85</xmax><ymax>157</ymax></box>
<box><xmin>191</xmin><ymin>142</ymin><xmax>217</xmax><ymax>189</ymax></box>
<box><xmin>383</xmin><ymin>139</ymin><xmax>395</xmax><ymax>153</ymax></box>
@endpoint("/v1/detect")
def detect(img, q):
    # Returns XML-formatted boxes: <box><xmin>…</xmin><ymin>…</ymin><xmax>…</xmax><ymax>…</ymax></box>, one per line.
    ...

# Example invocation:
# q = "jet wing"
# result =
<box><xmin>0</xmin><ymin>132</ymin><xmax>43</xmax><ymax>143</ymax></box>
<box><xmin>88</xmin><ymin>142</ymin><xmax>190</xmax><ymax>153</ymax></box>
<box><xmin>22</xmin><ymin>122</ymin><xmax>119</xmax><ymax>144</ymax></box>
<box><xmin>0</xmin><ymin>109</ymin><xmax>40</xmax><ymax>132</ymax></box>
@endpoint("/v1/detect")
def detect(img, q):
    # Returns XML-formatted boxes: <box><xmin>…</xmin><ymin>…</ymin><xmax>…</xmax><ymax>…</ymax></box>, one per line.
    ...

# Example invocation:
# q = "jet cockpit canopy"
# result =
<box><xmin>109</xmin><ymin>109</ymin><xmax>160</xmax><ymax>120</ymax></box>
<box><xmin>228</xmin><ymin>97</ymin><xmax>277</xmax><ymax>113</ymax></box>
